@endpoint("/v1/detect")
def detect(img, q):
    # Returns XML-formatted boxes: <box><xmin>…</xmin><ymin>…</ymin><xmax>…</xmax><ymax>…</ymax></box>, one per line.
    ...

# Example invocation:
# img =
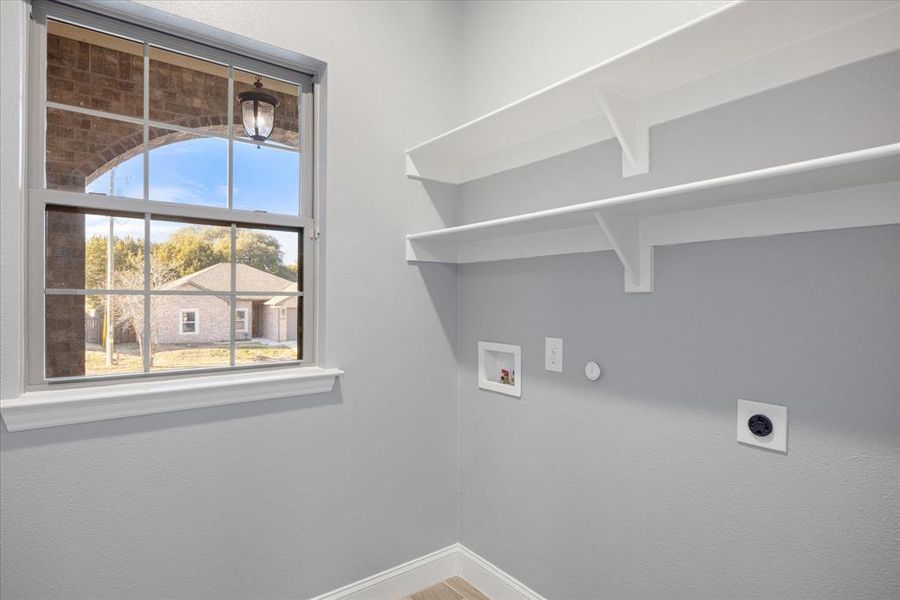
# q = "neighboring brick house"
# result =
<box><xmin>262</xmin><ymin>284</ymin><xmax>300</xmax><ymax>344</ymax></box>
<box><xmin>154</xmin><ymin>263</ymin><xmax>298</xmax><ymax>345</ymax></box>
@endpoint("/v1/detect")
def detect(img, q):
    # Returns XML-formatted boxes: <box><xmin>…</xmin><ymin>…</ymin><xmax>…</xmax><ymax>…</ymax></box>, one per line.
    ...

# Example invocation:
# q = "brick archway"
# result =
<box><xmin>84</xmin><ymin>123</ymin><xmax>232</xmax><ymax>187</ymax></box>
<box><xmin>47</xmin><ymin>25</ymin><xmax>300</xmax><ymax>193</ymax></box>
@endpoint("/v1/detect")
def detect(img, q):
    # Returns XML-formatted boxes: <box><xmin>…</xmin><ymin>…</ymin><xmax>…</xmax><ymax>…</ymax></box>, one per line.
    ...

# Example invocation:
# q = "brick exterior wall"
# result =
<box><xmin>43</xmin><ymin>26</ymin><xmax>300</xmax><ymax>377</ymax></box>
<box><xmin>47</xmin><ymin>29</ymin><xmax>300</xmax><ymax>192</ymax></box>
<box><xmin>262</xmin><ymin>305</ymin><xmax>280</xmax><ymax>342</ymax></box>
<box><xmin>261</xmin><ymin>305</ymin><xmax>299</xmax><ymax>342</ymax></box>
<box><xmin>47</xmin><ymin>29</ymin><xmax>144</xmax><ymax>117</ymax></box>
<box><xmin>45</xmin><ymin>210</ymin><xmax>86</xmax><ymax>378</ymax></box>
<box><xmin>153</xmin><ymin>295</ymin><xmax>253</xmax><ymax>346</ymax></box>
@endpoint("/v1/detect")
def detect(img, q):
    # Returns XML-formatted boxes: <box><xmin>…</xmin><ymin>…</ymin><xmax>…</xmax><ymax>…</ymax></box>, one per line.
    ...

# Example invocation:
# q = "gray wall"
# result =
<box><xmin>0</xmin><ymin>2</ymin><xmax>462</xmax><ymax>598</ymax></box>
<box><xmin>459</xmin><ymin>227</ymin><xmax>899</xmax><ymax>599</ymax></box>
<box><xmin>459</xmin><ymin>50</ymin><xmax>900</xmax><ymax>225</ymax></box>
<box><xmin>456</xmin><ymin>3</ymin><xmax>900</xmax><ymax>598</ymax></box>
<box><xmin>459</xmin><ymin>0</ymin><xmax>730</xmax><ymax>121</ymax></box>
<box><xmin>2</xmin><ymin>2</ymin><xmax>898</xmax><ymax>599</ymax></box>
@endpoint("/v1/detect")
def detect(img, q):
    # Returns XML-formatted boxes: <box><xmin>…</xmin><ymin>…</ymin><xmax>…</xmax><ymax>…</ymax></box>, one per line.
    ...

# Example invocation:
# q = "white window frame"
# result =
<box><xmin>179</xmin><ymin>309</ymin><xmax>199</xmax><ymax>335</ymax></box>
<box><xmin>21</xmin><ymin>1</ymin><xmax>330</xmax><ymax>393</ymax></box>
<box><xmin>0</xmin><ymin>1</ymin><xmax>340</xmax><ymax>433</ymax></box>
<box><xmin>234</xmin><ymin>308</ymin><xmax>248</xmax><ymax>333</ymax></box>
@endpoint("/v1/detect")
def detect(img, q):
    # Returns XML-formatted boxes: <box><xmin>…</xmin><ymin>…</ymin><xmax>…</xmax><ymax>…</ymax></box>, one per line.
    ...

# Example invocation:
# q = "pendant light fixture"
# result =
<box><xmin>238</xmin><ymin>76</ymin><xmax>279</xmax><ymax>143</ymax></box>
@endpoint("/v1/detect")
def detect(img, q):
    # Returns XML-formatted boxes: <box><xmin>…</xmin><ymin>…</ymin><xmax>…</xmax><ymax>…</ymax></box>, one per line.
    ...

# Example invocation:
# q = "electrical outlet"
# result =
<box><xmin>545</xmin><ymin>337</ymin><xmax>563</xmax><ymax>372</ymax></box>
<box><xmin>737</xmin><ymin>399</ymin><xmax>787</xmax><ymax>453</ymax></box>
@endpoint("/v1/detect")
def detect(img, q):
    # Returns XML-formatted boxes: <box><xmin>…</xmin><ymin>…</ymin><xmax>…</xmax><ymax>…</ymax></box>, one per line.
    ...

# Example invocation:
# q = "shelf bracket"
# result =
<box><xmin>405</xmin><ymin>154</ymin><xmax>423</xmax><ymax>179</ymax></box>
<box><xmin>596</xmin><ymin>88</ymin><xmax>649</xmax><ymax>177</ymax></box>
<box><xmin>594</xmin><ymin>211</ymin><xmax>653</xmax><ymax>293</ymax></box>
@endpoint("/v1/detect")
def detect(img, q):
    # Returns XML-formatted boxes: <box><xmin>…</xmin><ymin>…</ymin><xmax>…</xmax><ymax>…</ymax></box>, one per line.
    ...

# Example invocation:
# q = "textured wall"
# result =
<box><xmin>458</xmin><ymin>226</ymin><xmax>899</xmax><ymax>599</ymax></box>
<box><xmin>0</xmin><ymin>0</ymin><xmax>24</xmax><ymax>401</ymax></box>
<box><xmin>3</xmin><ymin>2</ymin><xmax>899</xmax><ymax>599</ymax></box>
<box><xmin>456</xmin><ymin>3</ymin><xmax>900</xmax><ymax>599</ymax></box>
<box><xmin>0</xmin><ymin>1</ymin><xmax>461</xmax><ymax>598</ymax></box>
<box><xmin>459</xmin><ymin>0</ymin><xmax>730</xmax><ymax>121</ymax></box>
<box><xmin>458</xmin><ymin>48</ymin><xmax>900</xmax><ymax>226</ymax></box>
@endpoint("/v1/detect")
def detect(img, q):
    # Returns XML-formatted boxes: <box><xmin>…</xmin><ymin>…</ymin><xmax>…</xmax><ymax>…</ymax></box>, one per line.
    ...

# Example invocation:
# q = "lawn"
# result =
<box><xmin>85</xmin><ymin>342</ymin><xmax>297</xmax><ymax>375</ymax></box>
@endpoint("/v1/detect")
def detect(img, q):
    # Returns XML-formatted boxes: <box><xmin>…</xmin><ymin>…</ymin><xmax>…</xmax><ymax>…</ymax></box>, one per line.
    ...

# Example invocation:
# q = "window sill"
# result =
<box><xmin>1</xmin><ymin>366</ymin><xmax>343</xmax><ymax>432</ymax></box>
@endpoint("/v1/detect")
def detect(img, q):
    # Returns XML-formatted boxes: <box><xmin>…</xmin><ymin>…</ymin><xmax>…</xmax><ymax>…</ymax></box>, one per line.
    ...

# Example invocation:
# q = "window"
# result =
<box><xmin>234</xmin><ymin>309</ymin><xmax>248</xmax><ymax>333</ymax></box>
<box><xmin>179</xmin><ymin>310</ymin><xmax>199</xmax><ymax>335</ymax></box>
<box><xmin>27</xmin><ymin>2</ymin><xmax>318</xmax><ymax>385</ymax></box>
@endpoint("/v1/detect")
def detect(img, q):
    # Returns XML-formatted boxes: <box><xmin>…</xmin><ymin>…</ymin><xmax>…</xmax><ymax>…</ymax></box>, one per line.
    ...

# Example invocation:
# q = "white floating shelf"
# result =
<box><xmin>406</xmin><ymin>0</ymin><xmax>900</xmax><ymax>184</ymax></box>
<box><xmin>406</xmin><ymin>144</ymin><xmax>900</xmax><ymax>292</ymax></box>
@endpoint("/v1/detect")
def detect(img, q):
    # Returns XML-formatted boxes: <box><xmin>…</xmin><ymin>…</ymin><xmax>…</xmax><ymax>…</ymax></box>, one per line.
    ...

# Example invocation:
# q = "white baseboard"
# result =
<box><xmin>455</xmin><ymin>546</ymin><xmax>546</xmax><ymax>600</ymax></box>
<box><xmin>309</xmin><ymin>543</ymin><xmax>546</xmax><ymax>600</ymax></box>
<box><xmin>308</xmin><ymin>545</ymin><xmax>459</xmax><ymax>600</ymax></box>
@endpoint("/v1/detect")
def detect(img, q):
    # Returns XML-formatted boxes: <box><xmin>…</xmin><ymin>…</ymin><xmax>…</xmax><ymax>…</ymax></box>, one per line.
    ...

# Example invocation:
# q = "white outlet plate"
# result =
<box><xmin>737</xmin><ymin>399</ymin><xmax>787</xmax><ymax>453</ymax></box>
<box><xmin>545</xmin><ymin>337</ymin><xmax>563</xmax><ymax>372</ymax></box>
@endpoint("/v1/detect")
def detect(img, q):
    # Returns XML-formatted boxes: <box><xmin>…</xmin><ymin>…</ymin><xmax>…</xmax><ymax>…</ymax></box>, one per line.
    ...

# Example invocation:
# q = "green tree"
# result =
<box><xmin>152</xmin><ymin>227</ymin><xmax>224</xmax><ymax>278</ymax></box>
<box><xmin>234</xmin><ymin>229</ymin><xmax>292</xmax><ymax>278</ymax></box>
<box><xmin>85</xmin><ymin>225</ymin><xmax>295</xmax><ymax>300</ymax></box>
<box><xmin>153</xmin><ymin>226</ymin><xmax>294</xmax><ymax>279</ymax></box>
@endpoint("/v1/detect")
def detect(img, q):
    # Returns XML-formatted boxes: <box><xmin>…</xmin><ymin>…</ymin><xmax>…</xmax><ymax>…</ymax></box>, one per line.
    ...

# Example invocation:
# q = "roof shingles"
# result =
<box><xmin>160</xmin><ymin>263</ymin><xmax>295</xmax><ymax>300</ymax></box>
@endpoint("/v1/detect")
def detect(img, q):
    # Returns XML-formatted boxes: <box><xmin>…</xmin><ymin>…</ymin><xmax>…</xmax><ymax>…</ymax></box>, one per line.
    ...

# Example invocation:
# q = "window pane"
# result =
<box><xmin>234</xmin><ymin>225</ymin><xmax>301</xmax><ymax>292</ymax></box>
<box><xmin>149</xmin><ymin>128</ymin><xmax>227</xmax><ymax>207</ymax></box>
<box><xmin>46</xmin><ymin>293</ymin><xmax>145</xmax><ymax>379</ymax></box>
<box><xmin>179</xmin><ymin>310</ymin><xmax>197</xmax><ymax>333</ymax></box>
<box><xmin>150</xmin><ymin>295</ymin><xmax>230</xmax><ymax>372</ymax></box>
<box><xmin>233</xmin><ymin>141</ymin><xmax>300</xmax><ymax>214</ymax></box>
<box><xmin>47</xmin><ymin>20</ymin><xmax>143</xmax><ymax>118</ymax></box>
<box><xmin>46</xmin><ymin>206</ymin><xmax>145</xmax><ymax>291</ymax></box>
<box><xmin>234</xmin><ymin>69</ymin><xmax>299</xmax><ymax>148</ymax></box>
<box><xmin>151</xmin><ymin>218</ymin><xmax>232</xmax><ymax>292</ymax></box>
<box><xmin>47</xmin><ymin>108</ymin><xmax>144</xmax><ymax>196</ymax></box>
<box><xmin>39</xmin><ymin>23</ymin><xmax>312</xmax><ymax>384</ymax></box>
<box><xmin>234</xmin><ymin>309</ymin><xmax>249</xmax><ymax>336</ymax></box>
<box><xmin>149</xmin><ymin>47</ymin><xmax>228</xmax><ymax>130</ymax></box>
<box><xmin>235</xmin><ymin>295</ymin><xmax>300</xmax><ymax>365</ymax></box>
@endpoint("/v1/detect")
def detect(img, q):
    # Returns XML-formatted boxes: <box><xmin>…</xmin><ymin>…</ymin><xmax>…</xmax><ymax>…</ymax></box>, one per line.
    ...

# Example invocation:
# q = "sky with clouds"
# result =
<box><xmin>85</xmin><ymin>136</ymin><xmax>300</xmax><ymax>264</ymax></box>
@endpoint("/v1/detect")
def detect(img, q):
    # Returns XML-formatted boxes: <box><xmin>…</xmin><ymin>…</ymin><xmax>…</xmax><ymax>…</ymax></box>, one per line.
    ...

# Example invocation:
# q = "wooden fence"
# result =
<box><xmin>85</xmin><ymin>314</ymin><xmax>138</xmax><ymax>345</ymax></box>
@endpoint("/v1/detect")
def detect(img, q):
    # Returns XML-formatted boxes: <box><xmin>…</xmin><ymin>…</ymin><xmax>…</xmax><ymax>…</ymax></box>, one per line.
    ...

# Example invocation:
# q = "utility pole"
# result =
<box><xmin>105</xmin><ymin>169</ymin><xmax>115</xmax><ymax>367</ymax></box>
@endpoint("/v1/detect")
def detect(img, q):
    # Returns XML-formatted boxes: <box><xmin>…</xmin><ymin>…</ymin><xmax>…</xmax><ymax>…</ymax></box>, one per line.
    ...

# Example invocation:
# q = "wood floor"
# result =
<box><xmin>403</xmin><ymin>576</ymin><xmax>490</xmax><ymax>600</ymax></box>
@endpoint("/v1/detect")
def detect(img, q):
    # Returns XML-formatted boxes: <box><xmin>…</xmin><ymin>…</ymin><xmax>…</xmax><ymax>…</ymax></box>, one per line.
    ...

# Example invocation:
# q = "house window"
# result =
<box><xmin>234</xmin><ymin>309</ymin><xmax>248</xmax><ymax>333</ymax></box>
<box><xmin>27</xmin><ymin>2</ymin><xmax>318</xmax><ymax>384</ymax></box>
<box><xmin>179</xmin><ymin>310</ymin><xmax>199</xmax><ymax>335</ymax></box>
